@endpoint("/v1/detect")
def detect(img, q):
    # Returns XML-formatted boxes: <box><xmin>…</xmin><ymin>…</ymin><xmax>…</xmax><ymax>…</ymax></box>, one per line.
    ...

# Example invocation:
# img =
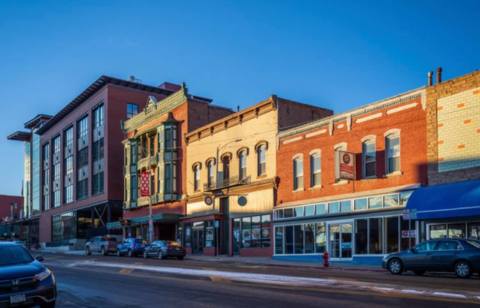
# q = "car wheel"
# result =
<box><xmin>413</xmin><ymin>270</ymin><xmax>425</xmax><ymax>276</ymax></box>
<box><xmin>40</xmin><ymin>301</ymin><xmax>56</xmax><ymax>308</ymax></box>
<box><xmin>387</xmin><ymin>258</ymin><xmax>403</xmax><ymax>275</ymax></box>
<box><xmin>455</xmin><ymin>261</ymin><xmax>472</xmax><ymax>278</ymax></box>
<box><xmin>101</xmin><ymin>247</ymin><xmax>106</xmax><ymax>256</ymax></box>
<box><xmin>128</xmin><ymin>249</ymin><xmax>133</xmax><ymax>257</ymax></box>
<box><xmin>85</xmin><ymin>247</ymin><xmax>91</xmax><ymax>256</ymax></box>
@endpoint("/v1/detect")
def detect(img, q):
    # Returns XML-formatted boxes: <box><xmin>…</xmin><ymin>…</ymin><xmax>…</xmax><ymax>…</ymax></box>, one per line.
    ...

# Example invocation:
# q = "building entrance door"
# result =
<box><xmin>328</xmin><ymin>222</ymin><xmax>353</xmax><ymax>259</ymax></box>
<box><xmin>192</xmin><ymin>222</ymin><xmax>204</xmax><ymax>254</ymax></box>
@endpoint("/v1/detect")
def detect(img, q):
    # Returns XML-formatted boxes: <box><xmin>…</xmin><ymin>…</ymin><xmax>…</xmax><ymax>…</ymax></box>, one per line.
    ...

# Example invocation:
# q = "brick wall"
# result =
<box><xmin>277</xmin><ymin>94</ymin><xmax>427</xmax><ymax>206</ymax></box>
<box><xmin>426</xmin><ymin>70</ymin><xmax>480</xmax><ymax>185</ymax></box>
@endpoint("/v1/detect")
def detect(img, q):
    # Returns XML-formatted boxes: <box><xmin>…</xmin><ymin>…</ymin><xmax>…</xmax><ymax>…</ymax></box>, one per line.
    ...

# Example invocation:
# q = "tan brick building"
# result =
<box><xmin>182</xmin><ymin>96</ymin><xmax>332</xmax><ymax>256</ymax></box>
<box><xmin>407</xmin><ymin>70</ymin><xmax>480</xmax><ymax>242</ymax></box>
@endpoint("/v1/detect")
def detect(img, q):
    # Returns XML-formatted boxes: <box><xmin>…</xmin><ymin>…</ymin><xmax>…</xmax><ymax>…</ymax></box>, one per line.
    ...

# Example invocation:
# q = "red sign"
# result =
<box><xmin>140</xmin><ymin>171</ymin><xmax>150</xmax><ymax>197</ymax></box>
<box><xmin>336</xmin><ymin>151</ymin><xmax>356</xmax><ymax>180</ymax></box>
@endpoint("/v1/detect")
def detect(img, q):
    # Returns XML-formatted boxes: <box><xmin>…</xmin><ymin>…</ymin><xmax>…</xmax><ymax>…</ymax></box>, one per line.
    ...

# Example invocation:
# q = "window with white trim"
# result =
<box><xmin>386</xmin><ymin>133</ymin><xmax>400</xmax><ymax>173</ymax></box>
<box><xmin>310</xmin><ymin>152</ymin><xmax>321</xmax><ymax>187</ymax></box>
<box><xmin>293</xmin><ymin>156</ymin><xmax>304</xmax><ymax>190</ymax></box>
<box><xmin>362</xmin><ymin>139</ymin><xmax>376</xmax><ymax>178</ymax></box>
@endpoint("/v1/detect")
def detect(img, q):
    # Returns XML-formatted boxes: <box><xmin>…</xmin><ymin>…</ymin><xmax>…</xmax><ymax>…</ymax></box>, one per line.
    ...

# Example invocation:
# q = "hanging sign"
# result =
<box><xmin>140</xmin><ymin>171</ymin><xmax>150</xmax><ymax>197</ymax></box>
<box><xmin>336</xmin><ymin>151</ymin><xmax>356</xmax><ymax>180</ymax></box>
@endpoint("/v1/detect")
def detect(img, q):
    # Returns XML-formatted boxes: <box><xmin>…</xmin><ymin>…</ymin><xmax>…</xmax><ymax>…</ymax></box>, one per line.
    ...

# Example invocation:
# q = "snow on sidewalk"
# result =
<box><xmin>63</xmin><ymin>260</ymin><xmax>480</xmax><ymax>302</ymax></box>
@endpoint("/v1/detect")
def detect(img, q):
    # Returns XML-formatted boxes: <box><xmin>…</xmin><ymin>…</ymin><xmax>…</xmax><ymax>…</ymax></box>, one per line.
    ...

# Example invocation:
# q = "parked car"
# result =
<box><xmin>143</xmin><ymin>240</ymin><xmax>186</xmax><ymax>260</ymax></box>
<box><xmin>383</xmin><ymin>239</ymin><xmax>480</xmax><ymax>278</ymax></box>
<box><xmin>85</xmin><ymin>236</ymin><xmax>118</xmax><ymax>256</ymax></box>
<box><xmin>116</xmin><ymin>238</ymin><xmax>145</xmax><ymax>257</ymax></box>
<box><xmin>0</xmin><ymin>242</ymin><xmax>56</xmax><ymax>307</ymax></box>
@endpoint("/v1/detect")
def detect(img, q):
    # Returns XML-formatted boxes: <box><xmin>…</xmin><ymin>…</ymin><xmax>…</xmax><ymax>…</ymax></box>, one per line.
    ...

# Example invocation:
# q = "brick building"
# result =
<box><xmin>9</xmin><ymin>76</ymin><xmax>183</xmax><ymax>246</ymax></box>
<box><xmin>0</xmin><ymin>195</ymin><xmax>23</xmax><ymax>239</ymax></box>
<box><xmin>182</xmin><ymin>96</ymin><xmax>332</xmax><ymax>257</ymax></box>
<box><xmin>274</xmin><ymin>88</ymin><xmax>427</xmax><ymax>264</ymax></box>
<box><xmin>406</xmin><ymin>69</ymin><xmax>480</xmax><ymax>241</ymax></box>
<box><xmin>119</xmin><ymin>84</ymin><xmax>233</xmax><ymax>242</ymax></box>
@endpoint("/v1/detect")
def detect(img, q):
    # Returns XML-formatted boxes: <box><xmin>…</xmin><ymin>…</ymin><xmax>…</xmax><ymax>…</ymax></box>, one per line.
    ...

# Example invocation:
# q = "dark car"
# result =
<box><xmin>85</xmin><ymin>235</ymin><xmax>118</xmax><ymax>256</ymax></box>
<box><xmin>116</xmin><ymin>238</ymin><xmax>145</xmax><ymax>257</ymax></box>
<box><xmin>143</xmin><ymin>240</ymin><xmax>186</xmax><ymax>260</ymax></box>
<box><xmin>383</xmin><ymin>239</ymin><xmax>480</xmax><ymax>278</ymax></box>
<box><xmin>0</xmin><ymin>242</ymin><xmax>56</xmax><ymax>307</ymax></box>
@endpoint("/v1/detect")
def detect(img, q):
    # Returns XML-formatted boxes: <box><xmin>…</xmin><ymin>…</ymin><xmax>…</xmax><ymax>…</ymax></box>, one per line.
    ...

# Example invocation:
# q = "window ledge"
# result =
<box><xmin>257</xmin><ymin>174</ymin><xmax>268</xmax><ymax>179</ymax></box>
<box><xmin>333</xmin><ymin>180</ymin><xmax>349</xmax><ymax>186</ymax></box>
<box><xmin>293</xmin><ymin>188</ymin><xmax>305</xmax><ymax>193</ymax></box>
<box><xmin>309</xmin><ymin>185</ymin><xmax>323</xmax><ymax>190</ymax></box>
<box><xmin>385</xmin><ymin>171</ymin><xmax>403</xmax><ymax>178</ymax></box>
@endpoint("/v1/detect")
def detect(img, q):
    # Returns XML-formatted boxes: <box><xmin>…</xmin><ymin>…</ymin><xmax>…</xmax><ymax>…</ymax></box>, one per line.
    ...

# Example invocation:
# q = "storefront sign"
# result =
<box><xmin>401</xmin><ymin>230</ymin><xmax>416</xmax><ymax>238</ymax></box>
<box><xmin>140</xmin><ymin>171</ymin><xmax>150</xmax><ymax>197</ymax></box>
<box><xmin>336</xmin><ymin>151</ymin><xmax>356</xmax><ymax>180</ymax></box>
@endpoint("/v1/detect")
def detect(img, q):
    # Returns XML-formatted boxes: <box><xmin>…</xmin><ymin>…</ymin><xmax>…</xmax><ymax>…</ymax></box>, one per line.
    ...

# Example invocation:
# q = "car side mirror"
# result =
<box><xmin>36</xmin><ymin>256</ymin><xmax>44</xmax><ymax>262</ymax></box>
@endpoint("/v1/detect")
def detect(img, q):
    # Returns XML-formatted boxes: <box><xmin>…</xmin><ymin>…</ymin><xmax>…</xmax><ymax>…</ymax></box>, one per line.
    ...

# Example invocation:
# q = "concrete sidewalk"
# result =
<box><xmin>184</xmin><ymin>255</ymin><xmax>384</xmax><ymax>272</ymax></box>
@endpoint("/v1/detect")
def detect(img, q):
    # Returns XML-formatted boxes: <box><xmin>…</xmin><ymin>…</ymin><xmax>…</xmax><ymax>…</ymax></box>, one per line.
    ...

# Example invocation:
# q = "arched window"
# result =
<box><xmin>293</xmin><ymin>156</ymin><xmax>304</xmax><ymax>190</ymax></box>
<box><xmin>206</xmin><ymin>159</ymin><xmax>216</xmax><ymax>188</ymax></box>
<box><xmin>193</xmin><ymin>163</ymin><xmax>201</xmax><ymax>192</ymax></box>
<box><xmin>221</xmin><ymin>155</ymin><xmax>230</xmax><ymax>181</ymax></box>
<box><xmin>256</xmin><ymin>143</ymin><xmax>267</xmax><ymax>176</ymax></box>
<box><xmin>310</xmin><ymin>152</ymin><xmax>321</xmax><ymax>187</ymax></box>
<box><xmin>386</xmin><ymin>133</ymin><xmax>400</xmax><ymax>173</ymax></box>
<box><xmin>362</xmin><ymin>139</ymin><xmax>376</xmax><ymax>178</ymax></box>
<box><xmin>238</xmin><ymin>149</ymin><xmax>248</xmax><ymax>180</ymax></box>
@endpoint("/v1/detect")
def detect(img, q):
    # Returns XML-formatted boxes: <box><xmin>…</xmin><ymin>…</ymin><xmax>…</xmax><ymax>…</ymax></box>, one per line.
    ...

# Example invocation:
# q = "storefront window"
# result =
<box><xmin>315</xmin><ymin>223</ymin><xmax>326</xmax><ymax>253</ymax></box>
<box><xmin>315</xmin><ymin>204</ymin><xmax>326</xmax><ymax>215</ymax></box>
<box><xmin>184</xmin><ymin>224</ymin><xmax>192</xmax><ymax>248</ymax></box>
<box><xmin>304</xmin><ymin>224</ymin><xmax>315</xmax><ymax>253</ymax></box>
<box><xmin>329</xmin><ymin>202</ymin><xmax>340</xmax><ymax>214</ymax></box>
<box><xmin>399</xmin><ymin>191</ymin><xmax>413</xmax><ymax>206</ymax></box>
<box><xmin>205</xmin><ymin>222</ymin><xmax>215</xmax><ymax>248</ymax></box>
<box><xmin>369</xmin><ymin>218</ymin><xmax>383</xmax><ymax>254</ymax></box>
<box><xmin>468</xmin><ymin>222</ymin><xmax>480</xmax><ymax>240</ymax></box>
<box><xmin>52</xmin><ymin>212</ymin><xmax>76</xmax><ymax>244</ymax></box>
<box><xmin>261</xmin><ymin>215</ymin><xmax>271</xmax><ymax>247</ymax></box>
<box><xmin>294</xmin><ymin>207</ymin><xmax>304</xmax><ymax>217</ymax></box>
<box><xmin>294</xmin><ymin>225</ymin><xmax>303</xmax><ymax>254</ymax></box>
<box><xmin>241</xmin><ymin>217</ymin><xmax>252</xmax><ymax>248</ymax></box>
<box><xmin>305</xmin><ymin>205</ymin><xmax>315</xmax><ymax>216</ymax></box>
<box><xmin>368</xmin><ymin>196</ymin><xmax>383</xmax><ymax>209</ymax></box>
<box><xmin>340</xmin><ymin>200</ymin><xmax>352</xmax><ymax>213</ymax></box>
<box><xmin>275</xmin><ymin>209</ymin><xmax>284</xmax><ymax>219</ymax></box>
<box><xmin>354</xmin><ymin>199</ymin><xmax>367</xmax><ymax>211</ymax></box>
<box><xmin>448</xmin><ymin>224</ymin><xmax>465</xmax><ymax>239</ymax></box>
<box><xmin>238</xmin><ymin>215</ymin><xmax>271</xmax><ymax>249</ymax></box>
<box><xmin>401</xmin><ymin>218</ymin><xmax>416</xmax><ymax>251</ymax></box>
<box><xmin>275</xmin><ymin>226</ymin><xmax>284</xmax><ymax>254</ymax></box>
<box><xmin>355</xmin><ymin>219</ymin><xmax>368</xmax><ymax>254</ymax></box>
<box><xmin>386</xmin><ymin>217</ymin><xmax>399</xmax><ymax>253</ymax></box>
<box><xmin>384</xmin><ymin>194</ymin><xmax>399</xmax><ymax>208</ymax></box>
<box><xmin>430</xmin><ymin>224</ymin><xmax>447</xmax><ymax>239</ymax></box>
<box><xmin>285</xmin><ymin>226</ymin><xmax>293</xmax><ymax>254</ymax></box>
<box><xmin>284</xmin><ymin>208</ymin><xmax>294</xmax><ymax>218</ymax></box>
<box><xmin>251</xmin><ymin>216</ymin><xmax>261</xmax><ymax>247</ymax></box>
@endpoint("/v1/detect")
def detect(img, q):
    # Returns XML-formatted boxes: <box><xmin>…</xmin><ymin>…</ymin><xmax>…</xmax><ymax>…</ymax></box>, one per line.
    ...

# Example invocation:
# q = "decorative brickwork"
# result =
<box><xmin>426</xmin><ymin>71</ymin><xmax>480</xmax><ymax>184</ymax></box>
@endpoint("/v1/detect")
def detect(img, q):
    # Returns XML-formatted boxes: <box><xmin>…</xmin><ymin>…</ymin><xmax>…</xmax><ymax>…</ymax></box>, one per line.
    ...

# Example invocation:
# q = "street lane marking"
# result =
<box><xmin>400</xmin><ymin>289</ymin><xmax>425</xmax><ymax>295</ymax></box>
<box><xmin>119</xmin><ymin>268</ymin><xmax>134</xmax><ymax>275</ymax></box>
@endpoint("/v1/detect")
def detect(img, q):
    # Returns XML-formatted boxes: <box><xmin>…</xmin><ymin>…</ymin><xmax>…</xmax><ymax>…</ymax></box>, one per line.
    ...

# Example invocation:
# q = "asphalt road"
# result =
<box><xmin>43</xmin><ymin>254</ymin><xmax>480</xmax><ymax>307</ymax></box>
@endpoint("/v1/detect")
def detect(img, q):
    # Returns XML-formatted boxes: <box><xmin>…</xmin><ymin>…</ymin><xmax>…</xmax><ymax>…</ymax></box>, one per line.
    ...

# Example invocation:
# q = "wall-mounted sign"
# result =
<box><xmin>336</xmin><ymin>151</ymin><xmax>356</xmax><ymax>181</ymax></box>
<box><xmin>401</xmin><ymin>230</ymin><xmax>416</xmax><ymax>238</ymax></box>
<box><xmin>238</xmin><ymin>196</ymin><xmax>247</xmax><ymax>207</ymax></box>
<box><xmin>204</xmin><ymin>195</ymin><xmax>214</xmax><ymax>206</ymax></box>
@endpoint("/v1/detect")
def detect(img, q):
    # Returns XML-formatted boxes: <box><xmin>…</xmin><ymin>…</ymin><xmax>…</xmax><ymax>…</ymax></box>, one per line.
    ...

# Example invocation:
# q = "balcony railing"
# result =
<box><xmin>204</xmin><ymin>175</ymin><xmax>251</xmax><ymax>191</ymax></box>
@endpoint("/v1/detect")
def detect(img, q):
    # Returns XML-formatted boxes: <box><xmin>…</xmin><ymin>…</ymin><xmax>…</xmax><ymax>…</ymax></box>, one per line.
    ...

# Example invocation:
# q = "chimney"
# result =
<box><xmin>427</xmin><ymin>71</ymin><xmax>433</xmax><ymax>86</ymax></box>
<box><xmin>436</xmin><ymin>67</ymin><xmax>442</xmax><ymax>84</ymax></box>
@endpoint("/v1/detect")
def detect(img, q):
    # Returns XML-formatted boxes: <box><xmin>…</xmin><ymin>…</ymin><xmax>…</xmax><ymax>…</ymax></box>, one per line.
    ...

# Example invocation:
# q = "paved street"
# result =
<box><xmin>41</xmin><ymin>253</ymin><xmax>480</xmax><ymax>307</ymax></box>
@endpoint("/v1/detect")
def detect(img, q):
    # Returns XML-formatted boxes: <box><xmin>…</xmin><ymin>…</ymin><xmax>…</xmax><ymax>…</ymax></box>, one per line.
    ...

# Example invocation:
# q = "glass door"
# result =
<box><xmin>328</xmin><ymin>222</ymin><xmax>353</xmax><ymax>259</ymax></box>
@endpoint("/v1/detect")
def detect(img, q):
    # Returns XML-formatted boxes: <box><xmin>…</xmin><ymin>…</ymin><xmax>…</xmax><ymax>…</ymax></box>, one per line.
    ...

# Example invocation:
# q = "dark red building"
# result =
<box><xmin>11</xmin><ymin>76</ymin><xmax>185</xmax><ymax>245</ymax></box>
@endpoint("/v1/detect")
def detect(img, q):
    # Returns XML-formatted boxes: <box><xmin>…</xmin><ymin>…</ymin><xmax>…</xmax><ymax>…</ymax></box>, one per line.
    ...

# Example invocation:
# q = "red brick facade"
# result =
<box><xmin>0</xmin><ymin>195</ymin><xmax>23</xmax><ymax>222</ymax></box>
<box><xmin>277</xmin><ymin>91</ymin><xmax>428</xmax><ymax>206</ymax></box>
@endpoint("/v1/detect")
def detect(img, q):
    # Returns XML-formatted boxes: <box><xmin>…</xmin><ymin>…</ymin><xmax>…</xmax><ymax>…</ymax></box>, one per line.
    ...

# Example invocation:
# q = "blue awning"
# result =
<box><xmin>406</xmin><ymin>180</ymin><xmax>480</xmax><ymax>220</ymax></box>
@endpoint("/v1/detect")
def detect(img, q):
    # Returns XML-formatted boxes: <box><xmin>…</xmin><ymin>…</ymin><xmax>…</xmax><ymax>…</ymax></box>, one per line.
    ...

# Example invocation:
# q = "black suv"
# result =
<box><xmin>0</xmin><ymin>242</ymin><xmax>56</xmax><ymax>307</ymax></box>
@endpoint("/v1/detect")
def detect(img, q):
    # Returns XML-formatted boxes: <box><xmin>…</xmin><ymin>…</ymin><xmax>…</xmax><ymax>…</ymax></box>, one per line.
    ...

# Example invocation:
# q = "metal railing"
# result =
<box><xmin>204</xmin><ymin>175</ymin><xmax>251</xmax><ymax>191</ymax></box>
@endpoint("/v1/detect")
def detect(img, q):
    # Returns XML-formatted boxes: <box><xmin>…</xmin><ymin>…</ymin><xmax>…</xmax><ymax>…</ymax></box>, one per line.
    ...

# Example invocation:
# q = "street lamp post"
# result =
<box><xmin>148</xmin><ymin>167</ymin><xmax>154</xmax><ymax>243</ymax></box>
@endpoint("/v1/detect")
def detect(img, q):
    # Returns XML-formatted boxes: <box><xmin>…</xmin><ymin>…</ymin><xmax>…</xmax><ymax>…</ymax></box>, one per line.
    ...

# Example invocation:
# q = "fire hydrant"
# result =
<box><xmin>323</xmin><ymin>250</ymin><xmax>329</xmax><ymax>268</ymax></box>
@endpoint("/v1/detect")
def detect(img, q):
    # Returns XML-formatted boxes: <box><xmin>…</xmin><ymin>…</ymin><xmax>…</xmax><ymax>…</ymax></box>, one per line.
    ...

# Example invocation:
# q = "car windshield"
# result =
<box><xmin>0</xmin><ymin>245</ymin><xmax>34</xmax><ymax>266</ymax></box>
<box><xmin>466</xmin><ymin>240</ymin><xmax>480</xmax><ymax>249</ymax></box>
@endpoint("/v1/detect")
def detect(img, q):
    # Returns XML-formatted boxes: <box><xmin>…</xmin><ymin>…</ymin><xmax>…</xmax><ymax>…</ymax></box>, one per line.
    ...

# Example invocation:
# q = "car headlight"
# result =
<box><xmin>34</xmin><ymin>268</ymin><xmax>52</xmax><ymax>281</ymax></box>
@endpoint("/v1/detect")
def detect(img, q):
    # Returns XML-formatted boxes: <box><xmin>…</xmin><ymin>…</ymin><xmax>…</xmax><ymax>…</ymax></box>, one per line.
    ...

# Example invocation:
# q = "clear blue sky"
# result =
<box><xmin>0</xmin><ymin>0</ymin><xmax>479</xmax><ymax>195</ymax></box>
